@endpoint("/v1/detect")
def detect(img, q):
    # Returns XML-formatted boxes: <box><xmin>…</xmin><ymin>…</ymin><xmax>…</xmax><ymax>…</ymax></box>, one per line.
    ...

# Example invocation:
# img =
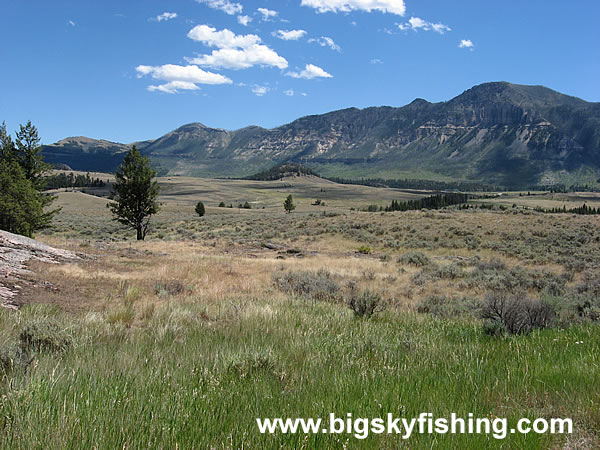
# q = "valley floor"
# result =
<box><xmin>2</xmin><ymin>181</ymin><xmax>600</xmax><ymax>448</ymax></box>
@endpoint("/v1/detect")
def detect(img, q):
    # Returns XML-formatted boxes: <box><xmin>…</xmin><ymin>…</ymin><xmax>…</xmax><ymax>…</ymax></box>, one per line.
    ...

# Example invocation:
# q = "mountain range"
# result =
<box><xmin>42</xmin><ymin>82</ymin><xmax>600</xmax><ymax>188</ymax></box>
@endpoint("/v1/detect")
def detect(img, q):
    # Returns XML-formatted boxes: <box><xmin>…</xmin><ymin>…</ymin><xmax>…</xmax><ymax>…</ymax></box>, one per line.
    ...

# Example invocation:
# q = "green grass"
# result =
<box><xmin>1</xmin><ymin>302</ymin><xmax>598</xmax><ymax>448</ymax></box>
<box><xmin>17</xmin><ymin>174</ymin><xmax>600</xmax><ymax>448</ymax></box>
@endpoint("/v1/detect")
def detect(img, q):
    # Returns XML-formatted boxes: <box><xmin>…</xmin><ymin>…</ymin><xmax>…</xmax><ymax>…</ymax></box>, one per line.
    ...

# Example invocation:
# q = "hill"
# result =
<box><xmin>42</xmin><ymin>82</ymin><xmax>600</xmax><ymax>188</ymax></box>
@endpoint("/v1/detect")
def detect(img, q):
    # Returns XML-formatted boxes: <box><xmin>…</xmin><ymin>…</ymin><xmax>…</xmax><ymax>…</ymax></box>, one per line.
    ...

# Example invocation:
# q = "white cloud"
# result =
<box><xmin>308</xmin><ymin>36</ymin><xmax>341</xmax><ymax>52</ymax></box>
<box><xmin>237</xmin><ymin>15</ymin><xmax>252</xmax><ymax>26</ymax></box>
<box><xmin>148</xmin><ymin>81</ymin><xmax>200</xmax><ymax>94</ymax></box>
<box><xmin>68</xmin><ymin>20</ymin><xmax>76</xmax><ymax>27</ymax></box>
<box><xmin>252</xmin><ymin>85</ymin><xmax>269</xmax><ymax>96</ymax></box>
<box><xmin>370</xmin><ymin>58</ymin><xmax>383</xmax><ymax>64</ymax></box>
<box><xmin>398</xmin><ymin>17</ymin><xmax>451</xmax><ymax>34</ymax></box>
<box><xmin>154</xmin><ymin>12</ymin><xmax>177</xmax><ymax>22</ymax></box>
<box><xmin>301</xmin><ymin>0</ymin><xmax>405</xmax><ymax>15</ymax></box>
<box><xmin>136</xmin><ymin>64</ymin><xmax>232</xmax><ymax>85</ymax></box>
<box><xmin>188</xmin><ymin>25</ymin><xmax>261</xmax><ymax>48</ymax></box>
<box><xmin>284</xmin><ymin>89</ymin><xmax>294</xmax><ymax>96</ymax></box>
<box><xmin>195</xmin><ymin>0</ymin><xmax>242</xmax><ymax>15</ymax></box>
<box><xmin>188</xmin><ymin>45</ymin><xmax>288</xmax><ymax>69</ymax></box>
<box><xmin>257</xmin><ymin>7</ymin><xmax>278</xmax><ymax>21</ymax></box>
<box><xmin>186</xmin><ymin>25</ymin><xmax>288</xmax><ymax>69</ymax></box>
<box><xmin>301</xmin><ymin>92</ymin><xmax>308</xmax><ymax>96</ymax></box>
<box><xmin>459</xmin><ymin>39</ymin><xmax>474</xmax><ymax>49</ymax></box>
<box><xmin>274</xmin><ymin>29</ymin><xmax>307</xmax><ymax>41</ymax></box>
<box><xmin>286</xmin><ymin>64</ymin><xmax>333</xmax><ymax>79</ymax></box>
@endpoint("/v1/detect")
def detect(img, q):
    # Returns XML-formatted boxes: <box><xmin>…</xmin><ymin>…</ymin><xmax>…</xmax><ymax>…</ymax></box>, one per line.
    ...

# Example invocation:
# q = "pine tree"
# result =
<box><xmin>283</xmin><ymin>194</ymin><xmax>295</xmax><ymax>213</ymax></box>
<box><xmin>108</xmin><ymin>145</ymin><xmax>160</xmax><ymax>240</ymax></box>
<box><xmin>0</xmin><ymin>121</ymin><xmax>59</xmax><ymax>236</ymax></box>
<box><xmin>0</xmin><ymin>159</ymin><xmax>45</xmax><ymax>237</ymax></box>
<box><xmin>0</xmin><ymin>121</ymin><xmax>18</xmax><ymax>162</ymax></box>
<box><xmin>15</xmin><ymin>120</ymin><xmax>50</xmax><ymax>189</ymax></box>
<box><xmin>195</xmin><ymin>201</ymin><xmax>205</xmax><ymax>217</ymax></box>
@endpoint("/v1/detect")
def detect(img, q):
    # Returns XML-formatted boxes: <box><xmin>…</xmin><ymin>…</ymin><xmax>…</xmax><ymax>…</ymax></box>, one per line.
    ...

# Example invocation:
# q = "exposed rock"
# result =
<box><xmin>0</xmin><ymin>230</ymin><xmax>80</xmax><ymax>309</ymax></box>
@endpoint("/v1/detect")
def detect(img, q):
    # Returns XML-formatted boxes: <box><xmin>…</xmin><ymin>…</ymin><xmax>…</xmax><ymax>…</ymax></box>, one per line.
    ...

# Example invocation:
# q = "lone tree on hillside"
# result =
<box><xmin>195</xmin><ymin>200</ymin><xmax>205</xmax><ymax>217</ymax></box>
<box><xmin>283</xmin><ymin>194</ymin><xmax>295</xmax><ymax>214</ymax></box>
<box><xmin>108</xmin><ymin>145</ymin><xmax>160</xmax><ymax>240</ymax></box>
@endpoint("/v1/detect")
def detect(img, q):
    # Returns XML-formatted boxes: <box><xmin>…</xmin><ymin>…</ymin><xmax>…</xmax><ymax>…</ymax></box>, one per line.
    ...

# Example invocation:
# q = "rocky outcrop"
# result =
<box><xmin>0</xmin><ymin>231</ymin><xmax>80</xmax><ymax>309</ymax></box>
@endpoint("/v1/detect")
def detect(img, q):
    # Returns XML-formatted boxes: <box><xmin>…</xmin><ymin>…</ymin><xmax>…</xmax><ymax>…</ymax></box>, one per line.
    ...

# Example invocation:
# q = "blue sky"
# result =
<box><xmin>1</xmin><ymin>0</ymin><xmax>599</xmax><ymax>144</ymax></box>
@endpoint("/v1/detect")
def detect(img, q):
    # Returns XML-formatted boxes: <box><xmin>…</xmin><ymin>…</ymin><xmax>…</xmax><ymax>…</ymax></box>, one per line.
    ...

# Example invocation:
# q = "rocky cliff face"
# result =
<box><xmin>42</xmin><ymin>82</ymin><xmax>600</xmax><ymax>187</ymax></box>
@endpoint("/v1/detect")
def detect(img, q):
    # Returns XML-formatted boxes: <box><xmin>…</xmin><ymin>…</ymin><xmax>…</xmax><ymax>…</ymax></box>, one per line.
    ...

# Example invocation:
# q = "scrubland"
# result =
<box><xmin>1</xmin><ymin>177</ymin><xmax>600</xmax><ymax>448</ymax></box>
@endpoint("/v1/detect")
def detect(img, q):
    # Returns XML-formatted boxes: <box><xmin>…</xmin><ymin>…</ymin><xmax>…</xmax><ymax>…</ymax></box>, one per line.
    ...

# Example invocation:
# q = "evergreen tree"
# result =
<box><xmin>15</xmin><ymin>120</ymin><xmax>50</xmax><ymax>189</ymax></box>
<box><xmin>0</xmin><ymin>159</ymin><xmax>45</xmax><ymax>237</ymax></box>
<box><xmin>283</xmin><ymin>194</ymin><xmax>295</xmax><ymax>213</ymax></box>
<box><xmin>0</xmin><ymin>121</ymin><xmax>18</xmax><ymax>162</ymax></box>
<box><xmin>0</xmin><ymin>121</ymin><xmax>59</xmax><ymax>236</ymax></box>
<box><xmin>195</xmin><ymin>201</ymin><xmax>205</xmax><ymax>217</ymax></box>
<box><xmin>108</xmin><ymin>145</ymin><xmax>160</xmax><ymax>240</ymax></box>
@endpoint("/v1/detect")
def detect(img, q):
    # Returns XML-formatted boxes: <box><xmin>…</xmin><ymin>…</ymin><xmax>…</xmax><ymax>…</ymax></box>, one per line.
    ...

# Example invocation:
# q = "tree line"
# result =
<box><xmin>537</xmin><ymin>204</ymin><xmax>600</xmax><ymax>215</ymax></box>
<box><xmin>382</xmin><ymin>193</ymin><xmax>470</xmax><ymax>212</ymax></box>
<box><xmin>43</xmin><ymin>172</ymin><xmax>107</xmax><ymax>190</ymax></box>
<box><xmin>327</xmin><ymin>176</ymin><xmax>499</xmax><ymax>192</ymax></box>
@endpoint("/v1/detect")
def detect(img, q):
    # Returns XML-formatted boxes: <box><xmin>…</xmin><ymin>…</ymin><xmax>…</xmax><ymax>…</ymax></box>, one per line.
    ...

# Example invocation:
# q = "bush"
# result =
<box><xmin>416</xmin><ymin>295</ymin><xmax>479</xmax><ymax>318</ymax></box>
<box><xmin>154</xmin><ymin>280</ymin><xmax>186</xmax><ymax>297</ymax></box>
<box><xmin>357</xmin><ymin>245</ymin><xmax>372</xmax><ymax>255</ymax></box>
<box><xmin>273</xmin><ymin>269</ymin><xmax>340</xmax><ymax>301</ymax></box>
<box><xmin>19</xmin><ymin>320</ymin><xmax>72</xmax><ymax>353</ymax></box>
<box><xmin>482</xmin><ymin>319</ymin><xmax>507</xmax><ymax>337</ymax></box>
<box><xmin>226</xmin><ymin>350</ymin><xmax>280</xmax><ymax>380</ymax></box>
<box><xmin>398</xmin><ymin>251</ymin><xmax>431</xmax><ymax>267</ymax></box>
<box><xmin>0</xmin><ymin>345</ymin><xmax>32</xmax><ymax>377</ymax></box>
<box><xmin>479</xmin><ymin>293</ymin><xmax>555</xmax><ymax>335</ymax></box>
<box><xmin>347</xmin><ymin>289</ymin><xmax>384</xmax><ymax>318</ymax></box>
<box><xmin>432</xmin><ymin>263</ymin><xmax>463</xmax><ymax>280</ymax></box>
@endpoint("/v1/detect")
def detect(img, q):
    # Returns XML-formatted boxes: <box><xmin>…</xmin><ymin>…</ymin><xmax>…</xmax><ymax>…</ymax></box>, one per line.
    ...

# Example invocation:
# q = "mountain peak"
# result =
<box><xmin>42</xmin><ymin>82</ymin><xmax>600</xmax><ymax>187</ymax></box>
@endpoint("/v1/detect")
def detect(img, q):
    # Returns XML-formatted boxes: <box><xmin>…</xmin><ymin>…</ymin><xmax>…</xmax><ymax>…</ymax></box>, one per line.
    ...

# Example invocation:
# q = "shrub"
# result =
<box><xmin>19</xmin><ymin>320</ymin><xmax>72</xmax><ymax>353</ymax></box>
<box><xmin>272</xmin><ymin>269</ymin><xmax>340</xmax><ymax>301</ymax></box>
<box><xmin>226</xmin><ymin>350</ymin><xmax>280</xmax><ymax>380</ymax></box>
<box><xmin>347</xmin><ymin>289</ymin><xmax>385</xmax><ymax>318</ymax></box>
<box><xmin>482</xmin><ymin>319</ymin><xmax>507</xmax><ymax>337</ymax></box>
<box><xmin>154</xmin><ymin>280</ymin><xmax>186</xmax><ymax>297</ymax></box>
<box><xmin>397</xmin><ymin>251</ymin><xmax>431</xmax><ymax>267</ymax></box>
<box><xmin>479</xmin><ymin>293</ymin><xmax>555</xmax><ymax>335</ymax></box>
<box><xmin>357</xmin><ymin>245</ymin><xmax>372</xmax><ymax>255</ymax></box>
<box><xmin>432</xmin><ymin>263</ymin><xmax>463</xmax><ymax>280</ymax></box>
<box><xmin>416</xmin><ymin>295</ymin><xmax>479</xmax><ymax>318</ymax></box>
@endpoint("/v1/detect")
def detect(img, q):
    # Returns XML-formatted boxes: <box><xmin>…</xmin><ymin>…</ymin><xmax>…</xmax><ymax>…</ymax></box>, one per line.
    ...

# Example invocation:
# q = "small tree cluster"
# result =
<box><xmin>385</xmin><ymin>193</ymin><xmax>469</xmax><ymax>212</ymax></box>
<box><xmin>0</xmin><ymin>121</ymin><xmax>59</xmax><ymax>237</ymax></box>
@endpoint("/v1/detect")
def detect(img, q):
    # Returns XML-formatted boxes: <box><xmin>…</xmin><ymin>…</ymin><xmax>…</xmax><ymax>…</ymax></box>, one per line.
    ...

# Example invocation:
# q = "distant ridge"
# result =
<box><xmin>42</xmin><ymin>82</ymin><xmax>600</xmax><ymax>188</ymax></box>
